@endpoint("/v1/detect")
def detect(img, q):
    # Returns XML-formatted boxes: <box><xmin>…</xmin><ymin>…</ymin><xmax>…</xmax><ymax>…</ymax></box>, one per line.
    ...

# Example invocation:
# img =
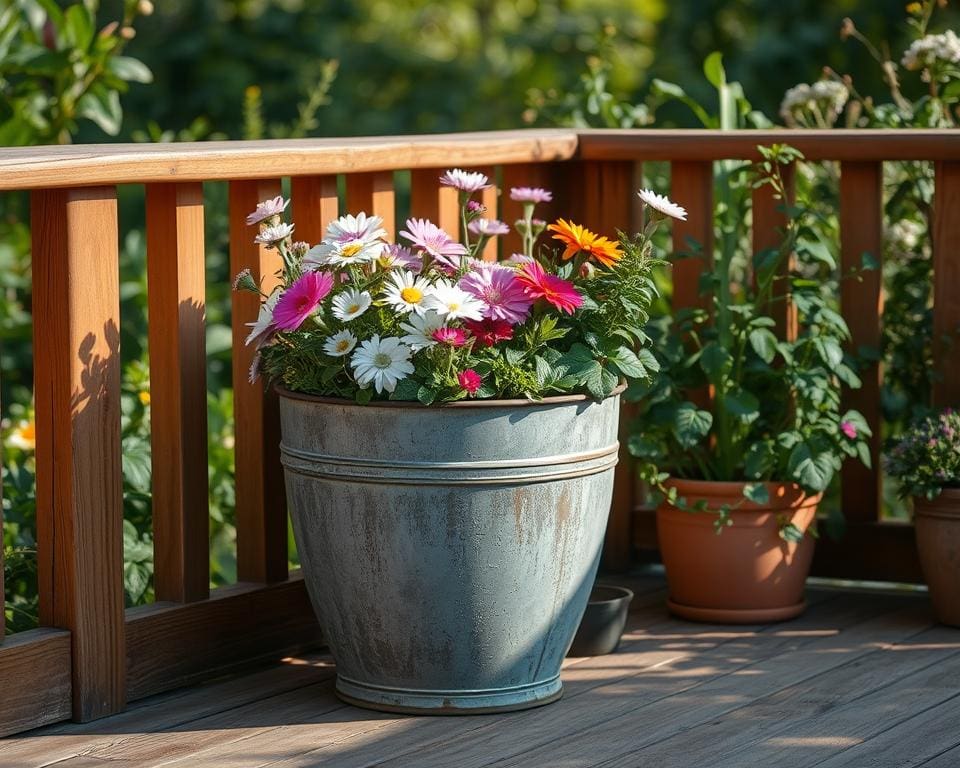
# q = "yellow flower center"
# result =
<box><xmin>341</xmin><ymin>242</ymin><xmax>363</xmax><ymax>257</ymax></box>
<box><xmin>336</xmin><ymin>340</ymin><xmax>350</xmax><ymax>352</ymax></box>
<box><xmin>348</xmin><ymin>304</ymin><xmax>360</xmax><ymax>313</ymax></box>
<box><xmin>400</xmin><ymin>287</ymin><xmax>423</xmax><ymax>304</ymax></box>
<box><xmin>448</xmin><ymin>302</ymin><xmax>460</xmax><ymax>311</ymax></box>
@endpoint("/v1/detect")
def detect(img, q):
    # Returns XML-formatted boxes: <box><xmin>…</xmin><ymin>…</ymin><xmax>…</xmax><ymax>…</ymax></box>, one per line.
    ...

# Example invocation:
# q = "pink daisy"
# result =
<box><xmin>458</xmin><ymin>369</ymin><xmax>484</xmax><ymax>395</ymax></box>
<box><xmin>400</xmin><ymin>217</ymin><xmax>468</xmax><ymax>272</ymax></box>
<box><xmin>459</xmin><ymin>263</ymin><xmax>532</xmax><ymax>325</ymax></box>
<box><xmin>273</xmin><ymin>272</ymin><xmax>334</xmax><ymax>331</ymax></box>
<box><xmin>516</xmin><ymin>260</ymin><xmax>583</xmax><ymax>315</ymax></box>
<box><xmin>439</xmin><ymin>168</ymin><xmax>491</xmax><ymax>193</ymax></box>
<box><xmin>431</xmin><ymin>327</ymin><xmax>469</xmax><ymax>347</ymax></box>
<box><xmin>510</xmin><ymin>187</ymin><xmax>553</xmax><ymax>203</ymax></box>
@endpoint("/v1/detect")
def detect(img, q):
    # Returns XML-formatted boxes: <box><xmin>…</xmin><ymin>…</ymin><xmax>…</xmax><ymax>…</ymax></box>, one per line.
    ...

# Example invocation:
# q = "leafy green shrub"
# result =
<box><xmin>885</xmin><ymin>410</ymin><xmax>960</xmax><ymax>500</ymax></box>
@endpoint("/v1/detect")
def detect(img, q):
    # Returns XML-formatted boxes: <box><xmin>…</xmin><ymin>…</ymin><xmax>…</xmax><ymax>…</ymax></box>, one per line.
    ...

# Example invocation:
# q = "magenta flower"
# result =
<box><xmin>273</xmin><ymin>272</ymin><xmax>334</xmax><ymax>331</ymax></box>
<box><xmin>246</xmin><ymin>195</ymin><xmax>290</xmax><ymax>225</ymax></box>
<box><xmin>510</xmin><ymin>187</ymin><xmax>553</xmax><ymax>203</ymax></box>
<box><xmin>459</xmin><ymin>263</ymin><xmax>533</xmax><ymax>324</ymax></box>
<box><xmin>467</xmin><ymin>200</ymin><xmax>486</xmax><ymax>214</ymax></box>
<box><xmin>516</xmin><ymin>260</ymin><xmax>583</xmax><ymax>315</ymax></box>
<box><xmin>458</xmin><ymin>369</ymin><xmax>483</xmax><ymax>395</ymax></box>
<box><xmin>465</xmin><ymin>319</ymin><xmax>514</xmax><ymax>347</ymax></box>
<box><xmin>400</xmin><ymin>218</ymin><xmax>468</xmax><ymax>272</ymax></box>
<box><xmin>840</xmin><ymin>421</ymin><xmax>858</xmax><ymax>439</ymax></box>
<box><xmin>468</xmin><ymin>218</ymin><xmax>511</xmax><ymax>237</ymax></box>
<box><xmin>431</xmin><ymin>327</ymin><xmax>469</xmax><ymax>347</ymax></box>
<box><xmin>439</xmin><ymin>168</ymin><xmax>491</xmax><ymax>193</ymax></box>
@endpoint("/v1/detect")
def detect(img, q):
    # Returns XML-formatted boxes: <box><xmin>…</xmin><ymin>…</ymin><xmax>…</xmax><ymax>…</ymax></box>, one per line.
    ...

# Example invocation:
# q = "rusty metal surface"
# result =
<box><xmin>278</xmin><ymin>392</ymin><xmax>620</xmax><ymax>713</ymax></box>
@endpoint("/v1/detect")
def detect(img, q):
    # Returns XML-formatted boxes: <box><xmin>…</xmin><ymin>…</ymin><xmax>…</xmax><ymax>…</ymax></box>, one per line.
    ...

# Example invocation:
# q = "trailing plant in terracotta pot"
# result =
<box><xmin>885</xmin><ymin>410</ymin><xmax>960</xmax><ymax>626</ymax></box>
<box><xmin>630</xmin><ymin>144</ymin><xmax>873</xmax><ymax>623</ymax></box>
<box><xmin>235</xmin><ymin>169</ymin><xmax>676</xmax><ymax>714</ymax></box>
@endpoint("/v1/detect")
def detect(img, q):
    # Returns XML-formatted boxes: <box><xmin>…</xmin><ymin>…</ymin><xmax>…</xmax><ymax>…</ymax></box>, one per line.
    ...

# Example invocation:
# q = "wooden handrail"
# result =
<box><xmin>0</xmin><ymin>130</ymin><xmax>579</xmax><ymax>190</ymax></box>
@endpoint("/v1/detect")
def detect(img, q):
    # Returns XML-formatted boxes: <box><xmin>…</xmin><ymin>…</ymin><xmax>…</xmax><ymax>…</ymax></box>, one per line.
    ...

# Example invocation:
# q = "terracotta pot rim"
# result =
<box><xmin>275</xmin><ymin>383</ymin><xmax>626</xmax><ymax>409</ymax></box>
<box><xmin>661</xmin><ymin>476</ymin><xmax>822</xmax><ymax>511</ymax></box>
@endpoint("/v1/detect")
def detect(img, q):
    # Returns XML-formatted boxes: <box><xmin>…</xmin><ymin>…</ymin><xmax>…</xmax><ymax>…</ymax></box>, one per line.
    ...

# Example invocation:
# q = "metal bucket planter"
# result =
<box><xmin>277</xmin><ymin>386</ymin><xmax>621</xmax><ymax>715</ymax></box>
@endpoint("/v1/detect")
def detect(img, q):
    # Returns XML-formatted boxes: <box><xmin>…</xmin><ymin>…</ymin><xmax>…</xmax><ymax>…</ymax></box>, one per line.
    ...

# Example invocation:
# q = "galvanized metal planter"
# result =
<box><xmin>277</xmin><ymin>386</ymin><xmax>621</xmax><ymax>715</ymax></box>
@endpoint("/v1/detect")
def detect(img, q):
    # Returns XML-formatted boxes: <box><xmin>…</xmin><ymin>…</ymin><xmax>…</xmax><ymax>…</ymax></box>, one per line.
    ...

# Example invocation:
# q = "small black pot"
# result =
<box><xmin>567</xmin><ymin>585</ymin><xmax>634</xmax><ymax>657</ymax></box>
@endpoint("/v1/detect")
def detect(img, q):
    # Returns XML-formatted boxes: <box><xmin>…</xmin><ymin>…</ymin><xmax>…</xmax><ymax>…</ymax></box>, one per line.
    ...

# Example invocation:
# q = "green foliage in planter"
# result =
<box><xmin>885</xmin><ymin>409</ymin><xmax>960</xmax><ymax>501</ymax></box>
<box><xmin>629</xmin><ymin>145</ymin><xmax>873</xmax><ymax>518</ymax></box>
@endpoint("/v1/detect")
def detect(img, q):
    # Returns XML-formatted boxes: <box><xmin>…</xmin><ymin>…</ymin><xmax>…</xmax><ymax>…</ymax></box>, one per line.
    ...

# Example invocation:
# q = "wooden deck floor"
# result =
<box><xmin>3</xmin><ymin>570</ymin><xmax>960</xmax><ymax>768</ymax></box>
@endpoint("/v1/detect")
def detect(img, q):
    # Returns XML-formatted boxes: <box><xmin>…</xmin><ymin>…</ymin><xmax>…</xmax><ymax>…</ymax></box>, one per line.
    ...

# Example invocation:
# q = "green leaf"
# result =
<box><xmin>699</xmin><ymin>342</ymin><xmax>733</xmax><ymax>382</ymax></box>
<box><xmin>584</xmin><ymin>363</ymin><xmax>619</xmax><ymax>400</ymax></box>
<box><xmin>724</xmin><ymin>389</ymin><xmax>760</xmax><ymax>422</ymax></box>
<box><xmin>796</xmin><ymin>237</ymin><xmax>836</xmax><ymax>269</ymax></box>
<box><xmin>779</xmin><ymin>522</ymin><xmax>806</xmax><ymax>543</ymax></box>
<box><xmin>748</xmin><ymin>328</ymin><xmax>778</xmax><ymax>364</ymax></box>
<box><xmin>628</xmin><ymin>435</ymin><xmax>661</xmax><ymax>459</ymax></box>
<box><xmin>77</xmin><ymin>86</ymin><xmax>122</xmax><ymax>135</ymax></box>
<box><xmin>355</xmin><ymin>389</ymin><xmax>373</xmax><ymax>405</ymax></box>
<box><xmin>107</xmin><ymin>56</ymin><xmax>154</xmax><ymax>84</ymax></box>
<box><xmin>636</xmin><ymin>348</ymin><xmax>661</xmax><ymax>374</ymax></box>
<box><xmin>672</xmin><ymin>403</ymin><xmax>713</xmax><ymax>448</ymax></box>
<box><xmin>743</xmin><ymin>483</ymin><xmax>770</xmax><ymax>505</ymax></box>
<box><xmin>744</xmin><ymin>441</ymin><xmax>774</xmax><ymax>478</ymax></box>
<box><xmin>608</xmin><ymin>346</ymin><xmax>646</xmax><ymax>379</ymax></box>
<box><xmin>703</xmin><ymin>51</ymin><xmax>726</xmax><ymax>89</ymax></box>
<box><xmin>416</xmin><ymin>386</ymin><xmax>436</xmax><ymax>406</ymax></box>
<box><xmin>63</xmin><ymin>3</ymin><xmax>94</xmax><ymax>50</ymax></box>
<box><xmin>788</xmin><ymin>443</ymin><xmax>835</xmax><ymax>492</ymax></box>
<box><xmin>860</xmin><ymin>251</ymin><xmax>880</xmax><ymax>271</ymax></box>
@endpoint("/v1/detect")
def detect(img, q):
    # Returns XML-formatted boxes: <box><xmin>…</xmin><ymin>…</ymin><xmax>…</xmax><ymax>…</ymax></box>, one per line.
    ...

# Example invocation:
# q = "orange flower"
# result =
<box><xmin>547</xmin><ymin>219</ymin><xmax>623</xmax><ymax>268</ymax></box>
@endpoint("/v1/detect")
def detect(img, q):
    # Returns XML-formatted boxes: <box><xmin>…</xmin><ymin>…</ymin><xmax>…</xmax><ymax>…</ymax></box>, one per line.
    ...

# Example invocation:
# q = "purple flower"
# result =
<box><xmin>467</xmin><ymin>200</ymin><xmax>486</xmax><ymax>214</ymax></box>
<box><xmin>246</xmin><ymin>196</ymin><xmax>289</xmax><ymax>226</ymax></box>
<box><xmin>459</xmin><ymin>262</ymin><xmax>533</xmax><ymax>325</ymax></box>
<box><xmin>382</xmin><ymin>243</ymin><xmax>423</xmax><ymax>273</ymax></box>
<box><xmin>467</xmin><ymin>218</ymin><xmax>511</xmax><ymax>237</ymax></box>
<box><xmin>400</xmin><ymin>217</ymin><xmax>468</xmax><ymax>272</ymax></box>
<box><xmin>510</xmin><ymin>187</ymin><xmax>553</xmax><ymax>203</ymax></box>
<box><xmin>840</xmin><ymin>421</ymin><xmax>857</xmax><ymax>439</ymax></box>
<box><xmin>439</xmin><ymin>168</ymin><xmax>491</xmax><ymax>193</ymax></box>
<box><xmin>253</xmin><ymin>223</ymin><xmax>295</xmax><ymax>248</ymax></box>
<box><xmin>273</xmin><ymin>272</ymin><xmax>334</xmax><ymax>331</ymax></box>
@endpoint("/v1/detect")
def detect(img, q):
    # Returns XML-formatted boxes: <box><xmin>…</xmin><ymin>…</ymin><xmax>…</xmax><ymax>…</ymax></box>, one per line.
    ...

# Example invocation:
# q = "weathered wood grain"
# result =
<box><xmin>124</xmin><ymin>574</ymin><xmax>323</xmax><ymax>702</ymax></box>
<box><xmin>933</xmin><ymin>161</ymin><xmax>960</xmax><ymax>407</ymax></box>
<box><xmin>229</xmin><ymin>179</ymin><xmax>288</xmax><ymax>584</ymax></box>
<box><xmin>0</xmin><ymin>629</ymin><xmax>71</xmax><ymax>738</ymax></box>
<box><xmin>146</xmin><ymin>182</ymin><xmax>210</xmax><ymax>604</ymax></box>
<box><xmin>839</xmin><ymin>161</ymin><xmax>883</xmax><ymax>524</ymax></box>
<box><xmin>0</xmin><ymin>130</ymin><xmax>579</xmax><ymax>191</ymax></box>
<box><xmin>31</xmin><ymin>187</ymin><xmax>126</xmax><ymax>722</ymax></box>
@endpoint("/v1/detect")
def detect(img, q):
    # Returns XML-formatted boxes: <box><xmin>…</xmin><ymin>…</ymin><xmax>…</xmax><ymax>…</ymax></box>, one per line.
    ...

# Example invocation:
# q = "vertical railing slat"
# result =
<box><xmin>933</xmin><ymin>161</ymin><xmax>960</xmax><ymax>407</ymax></box>
<box><xmin>290</xmin><ymin>175</ymin><xmax>339</xmax><ymax>245</ymax></box>
<box><xmin>410</xmin><ymin>169</ymin><xmax>460</xmax><ymax>239</ymax></box>
<box><xmin>500</xmin><ymin>163</ymin><xmax>563</xmax><ymax>258</ymax></box>
<box><xmin>840</xmin><ymin>161</ymin><xmax>883</xmax><ymax>522</ymax></box>
<box><xmin>146</xmin><ymin>183</ymin><xmax>210</xmax><ymax>603</ymax></box>
<box><xmin>577</xmin><ymin>160</ymin><xmax>637</xmax><ymax>572</ymax></box>
<box><xmin>346</xmin><ymin>171</ymin><xmax>396</xmax><ymax>239</ymax></box>
<box><xmin>752</xmin><ymin>163</ymin><xmax>797</xmax><ymax>341</ymax></box>
<box><xmin>32</xmin><ymin>187</ymin><xmax>126</xmax><ymax>721</ymax></box>
<box><xmin>229</xmin><ymin>179</ymin><xmax>288</xmax><ymax>584</ymax></box>
<box><xmin>476</xmin><ymin>165</ymin><xmax>499</xmax><ymax>261</ymax></box>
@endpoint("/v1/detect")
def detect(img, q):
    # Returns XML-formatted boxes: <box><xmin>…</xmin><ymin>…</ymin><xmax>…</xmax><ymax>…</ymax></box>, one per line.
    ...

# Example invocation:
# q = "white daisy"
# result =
<box><xmin>422</xmin><ymin>280</ymin><xmax>486</xmax><ymax>322</ymax></box>
<box><xmin>245</xmin><ymin>291</ymin><xmax>280</xmax><ymax>348</ymax></box>
<box><xmin>324</xmin><ymin>212</ymin><xmax>387</xmax><ymax>243</ymax></box>
<box><xmin>382</xmin><ymin>271</ymin><xmax>434</xmax><ymax>315</ymax></box>
<box><xmin>439</xmin><ymin>168</ymin><xmax>491</xmax><ymax>193</ymax></box>
<box><xmin>254</xmin><ymin>222</ymin><xmax>295</xmax><ymax>248</ymax></box>
<box><xmin>245</xmin><ymin>195</ymin><xmax>289</xmax><ymax>226</ymax></box>
<box><xmin>331</xmin><ymin>288</ymin><xmax>372</xmax><ymax>322</ymax></box>
<box><xmin>323</xmin><ymin>329</ymin><xmax>358</xmax><ymax>358</ymax></box>
<box><xmin>304</xmin><ymin>236</ymin><xmax>384</xmax><ymax>268</ymax></box>
<box><xmin>351</xmin><ymin>335</ymin><xmax>414</xmax><ymax>394</ymax></box>
<box><xmin>637</xmin><ymin>189</ymin><xmax>688</xmax><ymax>221</ymax></box>
<box><xmin>399</xmin><ymin>310</ymin><xmax>446</xmax><ymax>351</ymax></box>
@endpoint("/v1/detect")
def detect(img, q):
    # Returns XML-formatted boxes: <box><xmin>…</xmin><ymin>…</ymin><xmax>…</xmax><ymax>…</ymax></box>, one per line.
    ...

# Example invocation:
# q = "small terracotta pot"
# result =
<box><xmin>914</xmin><ymin>488</ymin><xmax>960</xmax><ymax>627</ymax></box>
<box><xmin>657</xmin><ymin>478</ymin><xmax>820</xmax><ymax>624</ymax></box>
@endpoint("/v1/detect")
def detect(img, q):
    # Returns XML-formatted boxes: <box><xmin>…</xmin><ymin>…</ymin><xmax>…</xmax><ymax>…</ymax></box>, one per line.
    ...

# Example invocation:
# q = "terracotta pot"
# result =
<box><xmin>914</xmin><ymin>488</ymin><xmax>960</xmax><ymax>627</ymax></box>
<box><xmin>657</xmin><ymin>478</ymin><xmax>820</xmax><ymax>624</ymax></box>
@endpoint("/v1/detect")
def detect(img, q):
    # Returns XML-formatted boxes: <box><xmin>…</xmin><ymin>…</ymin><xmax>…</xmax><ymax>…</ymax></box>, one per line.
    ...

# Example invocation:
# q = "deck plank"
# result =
<box><xmin>2</xmin><ymin>576</ymin><xmax>955</xmax><ymax>768</ymax></box>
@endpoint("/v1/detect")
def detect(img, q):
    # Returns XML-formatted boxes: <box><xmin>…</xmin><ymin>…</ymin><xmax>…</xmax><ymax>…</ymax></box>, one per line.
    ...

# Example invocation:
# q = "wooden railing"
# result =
<box><xmin>0</xmin><ymin>128</ymin><xmax>957</xmax><ymax>737</ymax></box>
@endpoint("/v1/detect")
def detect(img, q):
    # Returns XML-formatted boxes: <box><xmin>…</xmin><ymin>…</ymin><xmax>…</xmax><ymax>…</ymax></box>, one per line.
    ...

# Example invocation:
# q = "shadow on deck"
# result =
<box><xmin>2</xmin><ymin>570</ymin><xmax>959</xmax><ymax>768</ymax></box>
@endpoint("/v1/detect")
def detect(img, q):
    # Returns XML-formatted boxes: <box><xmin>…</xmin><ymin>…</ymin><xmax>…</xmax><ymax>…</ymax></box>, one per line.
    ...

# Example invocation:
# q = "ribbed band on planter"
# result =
<box><xmin>277</xmin><ymin>386</ymin><xmax>622</xmax><ymax>714</ymax></box>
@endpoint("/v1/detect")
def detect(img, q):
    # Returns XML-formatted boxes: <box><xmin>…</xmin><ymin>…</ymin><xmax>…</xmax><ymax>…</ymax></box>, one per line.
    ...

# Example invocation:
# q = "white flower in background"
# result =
<box><xmin>887</xmin><ymin>219</ymin><xmax>924</xmax><ymax>252</ymax></box>
<box><xmin>254</xmin><ymin>223</ymin><xmax>295</xmax><ymax>248</ymax></box>
<box><xmin>467</xmin><ymin>218</ymin><xmax>511</xmax><ymax>237</ymax></box>
<box><xmin>351</xmin><ymin>335</ymin><xmax>414</xmax><ymax>394</ymax></box>
<box><xmin>382</xmin><ymin>271</ymin><xmax>434</xmax><ymax>315</ymax></box>
<box><xmin>331</xmin><ymin>288</ymin><xmax>372</xmax><ymax>321</ymax></box>
<box><xmin>439</xmin><ymin>168</ymin><xmax>491</xmax><ymax>193</ymax></box>
<box><xmin>303</xmin><ymin>212</ymin><xmax>387</xmax><ymax>269</ymax></box>
<box><xmin>810</xmin><ymin>80</ymin><xmax>849</xmax><ymax>112</ymax></box>
<box><xmin>422</xmin><ymin>280</ymin><xmax>487</xmax><ymax>321</ymax></box>
<box><xmin>8</xmin><ymin>420</ymin><xmax>35</xmax><ymax>451</ymax></box>
<box><xmin>246</xmin><ymin>195</ymin><xmax>290</xmax><ymax>226</ymax></box>
<box><xmin>902</xmin><ymin>30</ymin><xmax>960</xmax><ymax>75</ymax></box>
<box><xmin>323</xmin><ymin>329</ymin><xmax>358</xmax><ymax>357</ymax></box>
<box><xmin>399</xmin><ymin>310</ymin><xmax>446</xmax><ymax>350</ymax></box>
<box><xmin>780</xmin><ymin>80</ymin><xmax>849</xmax><ymax>127</ymax></box>
<box><xmin>637</xmin><ymin>189</ymin><xmax>688</xmax><ymax>222</ymax></box>
<box><xmin>245</xmin><ymin>291</ymin><xmax>281</xmax><ymax>347</ymax></box>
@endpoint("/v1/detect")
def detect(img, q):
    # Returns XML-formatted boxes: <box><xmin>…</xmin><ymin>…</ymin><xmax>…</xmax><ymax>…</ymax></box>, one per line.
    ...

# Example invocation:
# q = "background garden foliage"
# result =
<box><xmin>3</xmin><ymin>0</ymin><xmax>958</xmax><ymax>632</ymax></box>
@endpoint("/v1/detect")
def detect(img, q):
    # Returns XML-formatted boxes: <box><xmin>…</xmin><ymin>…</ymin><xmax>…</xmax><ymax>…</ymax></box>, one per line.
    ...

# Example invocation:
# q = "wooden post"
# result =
<box><xmin>410</xmin><ymin>169</ymin><xmax>460</xmax><ymax>239</ymax></box>
<box><xmin>32</xmin><ymin>187</ymin><xmax>126</xmax><ymax>721</ymax></box>
<box><xmin>840</xmin><ymin>162</ymin><xmax>883</xmax><ymax>522</ymax></box>
<box><xmin>291</xmin><ymin>175</ymin><xmax>339</xmax><ymax>245</ymax></box>
<box><xmin>576</xmin><ymin>160</ymin><xmax>637</xmax><ymax>572</ymax></box>
<box><xmin>933</xmin><ymin>161</ymin><xmax>960</xmax><ymax>407</ymax></box>
<box><xmin>752</xmin><ymin>163</ymin><xmax>797</xmax><ymax>341</ymax></box>
<box><xmin>229</xmin><ymin>179</ymin><xmax>288</xmax><ymax>584</ymax></box>
<box><xmin>346</xmin><ymin>171</ymin><xmax>396</xmax><ymax>240</ymax></box>
<box><xmin>146</xmin><ymin>183</ymin><xmax>210</xmax><ymax>603</ymax></box>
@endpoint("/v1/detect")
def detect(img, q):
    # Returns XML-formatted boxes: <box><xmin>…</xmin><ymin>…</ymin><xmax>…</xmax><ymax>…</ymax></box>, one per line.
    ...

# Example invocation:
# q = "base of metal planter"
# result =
<box><xmin>335</xmin><ymin>674</ymin><xmax>564</xmax><ymax>715</ymax></box>
<box><xmin>667</xmin><ymin>598</ymin><xmax>807</xmax><ymax>624</ymax></box>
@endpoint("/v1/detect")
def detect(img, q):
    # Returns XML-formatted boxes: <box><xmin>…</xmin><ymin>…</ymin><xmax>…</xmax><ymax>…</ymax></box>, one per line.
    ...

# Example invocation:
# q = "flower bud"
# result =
<box><xmin>137</xmin><ymin>0</ymin><xmax>154</xmax><ymax>15</ymax></box>
<box><xmin>120</xmin><ymin>26</ymin><xmax>136</xmax><ymax>40</ymax></box>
